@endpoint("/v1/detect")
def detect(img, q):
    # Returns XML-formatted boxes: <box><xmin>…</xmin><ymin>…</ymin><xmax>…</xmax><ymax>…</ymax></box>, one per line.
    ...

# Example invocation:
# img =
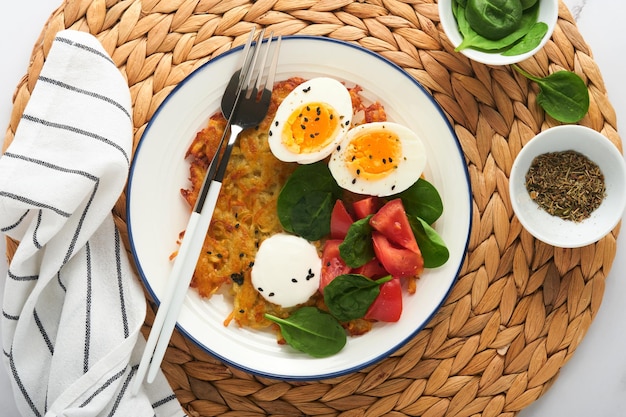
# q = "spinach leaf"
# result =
<box><xmin>408</xmin><ymin>215</ymin><xmax>450</xmax><ymax>268</ymax></box>
<box><xmin>265</xmin><ymin>307</ymin><xmax>346</xmax><ymax>358</ymax></box>
<box><xmin>455</xmin><ymin>1</ymin><xmax>539</xmax><ymax>52</ymax></box>
<box><xmin>277</xmin><ymin>161</ymin><xmax>342</xmax><ymax>233</ymax></box>
<box><xmin>324</xmin><ymin>274</ymin><xmax>392</xmax><ymax>322</ymax></box>
<box><xmin>465</xmin><ymin>0</ymin><xmax>522</xmax><ymax>41</ymax></box>
<box><xmin>520</xmin><ymin>0</ymin><xmax>537</xmax><ymax>9</ymax></box>
<box><xmin>513</xmin><ymin>65</ymin><xmax>590</xmax><ymax>123</ymax></box>
<box><xmin>291</xmin><ymin>191</ymin><xmax>334</xmax><ymax>241</ymax></box>
<box><xmin>502</xmin><ymin>22</ymin><xmax>548</xmax><ymax>56</ymax></box>
<box><xmin>393</xmin><ymin>178</ymin><xmax>443</xmax><ymax>225</ymax></box>
<box><xmin>339</xmin><ymin>215</ymin><xmax>375</xmax><ymax>268</ymax></box>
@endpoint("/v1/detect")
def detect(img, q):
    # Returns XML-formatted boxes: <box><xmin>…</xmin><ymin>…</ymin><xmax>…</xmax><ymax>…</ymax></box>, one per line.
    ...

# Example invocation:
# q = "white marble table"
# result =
<box><xmin>1</xmin><ymin>1</ymin><xmax>625</xmax><ymax>416</ymax></box>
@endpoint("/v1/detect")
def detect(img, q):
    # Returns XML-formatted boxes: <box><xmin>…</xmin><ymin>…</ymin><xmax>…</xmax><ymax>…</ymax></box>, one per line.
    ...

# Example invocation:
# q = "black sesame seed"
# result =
<box><xmin>330</xmin><ymin>114</ymin><xmax>334</xmax><ymax>120</ymax></box>
<box><xmin>303</xmin><ymin>86</ymin><xmax>311</xmax><ymax>92</ymax></box>
<box><xmin>352</xmin><ymin>178</ymin><xmax>357</xmax><ymax>184</ymax></box>
<box><xmin>291</xmin><ymin>278</ymin><xmax>298</xmax><ymax>283</ymax></box>
<box><xmin>269</xmin><ymin>131</ymin><xmax>273</xmax><ymax>137</ymax></box>
<box><xmin>306</xmin><ymin>106</ymin><xmax>311</xmax><ymax>111</ymax></box>
<box><xmin>356</xmin><ymin>169</ymin><xmax>361</xmax><ymax>175</ymax></box>
<box><xmin>239</xmin><ymin>309</ymin><xmax>245</xmax><ymax>313</ymax></box>
<box><xmin>269</xmin><ymin>292</ymin><xmax>275</xmax><ymax>297</ymax></box>
<box><xmin>258</xmin><ymin>287</ymin><xmax>264</xmax><ymax>292</ymax></box>
<box><xmin>315</xmin><ymin>117</ymin><xmax>320</xmax><ymax>122</ymax></box>
<box><xmin>217</xmin><ymin>253</ymin><xmax>223</xmax><ymax>259</ymax></box>
<box><xmin>275</xmin><ymin>121</ymin><xmax>279</xmax><ymax>126</ymax></box>
<box><xmin>231</xmin><ymin>273</ymin><xmax>244</xmax><ymax>285</ymax></box>
<box><xmin>383</xmin><ymin>159</ymin><xmax>387</xmax><ymax>164</ymax></box>
<box><xmin>235</xmin><ymin>223</ymin><xmax>240</xmax><ymax>229</ymax></box>
<box><xmin>301</xmin><ymin>124</ymin><xmax>306</xmax><ymax>130</ymax></box>
<box><xmin>239</xmin><ymin>253</ymin><xmax>245</xmax><ymax>258</ymax></box>
<box><xmin>310</xmin><ymin>134</ymin><xmax>315</xmax><ymax>138</ymax></box>
<box><xmin>391</xmin><ymin>185</ymin><xmax>396</xmax><ymax>190</ymax></box>
<box><xmin>249</xmin><ymin>261</ymin><xmax>255</xmax><ymax>268</ymax></box>
<box><xmin>337</xmin><ymin>145</ymin><xmax>341</xmax><ymax>151</ymax></box>
<box><xmin>304</xmin><ymin>117</ymin><xmax>309</xmax><ymax>122</ymax></box>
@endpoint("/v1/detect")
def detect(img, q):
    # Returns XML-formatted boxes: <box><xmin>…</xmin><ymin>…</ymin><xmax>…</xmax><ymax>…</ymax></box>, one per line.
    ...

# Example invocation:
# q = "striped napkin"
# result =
<box><xmin>0</xmin><ymin>30</ymin><xmax>184</xmax><ymax>417</ymax></box>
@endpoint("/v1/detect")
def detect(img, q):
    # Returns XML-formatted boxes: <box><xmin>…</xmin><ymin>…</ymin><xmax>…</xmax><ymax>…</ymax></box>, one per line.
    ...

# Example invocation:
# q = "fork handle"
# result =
<box><xmin>140</xmin><ymin>180</ymin><xmax>222</xmax><ymax>386</ymax></box>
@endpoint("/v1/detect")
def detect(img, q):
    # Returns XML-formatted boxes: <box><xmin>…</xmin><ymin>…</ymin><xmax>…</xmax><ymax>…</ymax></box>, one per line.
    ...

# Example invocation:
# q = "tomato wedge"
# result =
<box><xmin>369</xmin><ymin>198</ymin><xmax>419</xmax><ymax>253</ymax></box>
<box><xmin>372</xmin><ymin>231</ymin><xmax>424</xmax><ymax>278</ymax></box>
<box><xmin>353</xmin><ymin>257</ymin><xmax>387</xmax><ymax>279</ymax></box>
<box><xmin>330</xmin><ymin>200</ymin><xmax>354</xmax><ymax>239</ymax></box>
<box><xmin>320</xmin><ymin>239</ymin><xmax>351</xmax><ymax>293</ymax></box>
<box><xmin>352</xmin><ymin>196</ymin><xmax>382</xmax><ymax>219</ymax></box>
<box><xmin>365</xmin><ymin>277</ymin><xmax>402</xmax><ymax>322</ymax></box>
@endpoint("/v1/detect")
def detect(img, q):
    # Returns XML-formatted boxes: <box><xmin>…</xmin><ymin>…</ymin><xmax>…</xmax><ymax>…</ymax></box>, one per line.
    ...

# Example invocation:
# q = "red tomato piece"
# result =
<box><xmin>320</xmin><ymin>239</ymin><xmax>351</xmax><ymax>293</ymax></box>
<box><xmin>369</xmin><ymin>198</ymin><xmax>419</xmax><ymax>253</ymax></box>
<box><xmin>372</xmin><ymin>231</ymin><xmax>424</xmax><ymax>278</ymax></box>
<box><xmin>352</xmin><ymin>196</ymin><xmax>382</xmax><ymax>219</ymax></box>
<box><xmin>365</xmin><ymin>277</ymin><xmax>402</xmax><ymax>322</ymax></box>
<box><xmin>353</xmin><ymin>257</ymin><xmax>388</xmax><ymax>279</ymax></box>
<box><xmin>330</xmin><ymin>200</ymin><xmax>354</xmax><ymax>240</ymax></box>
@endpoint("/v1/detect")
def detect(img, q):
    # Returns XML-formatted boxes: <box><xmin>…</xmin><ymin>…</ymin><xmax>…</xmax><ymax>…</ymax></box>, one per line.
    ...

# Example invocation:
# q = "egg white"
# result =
<box><xmin>268</xmin><ymin>77</ymin><xmax>353</xmax><ymax>164</ymax></box>
<box><xmin>328</xmin><ymin>122</ymin><xmax>427</xmax><ymax>197</ymax></box>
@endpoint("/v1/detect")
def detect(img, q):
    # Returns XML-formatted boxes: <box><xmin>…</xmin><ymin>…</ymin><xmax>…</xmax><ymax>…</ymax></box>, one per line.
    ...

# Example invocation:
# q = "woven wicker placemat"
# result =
<box><xmin>3</xmin><ymin>0</ymin><xmax>621</xmax><ymax>416</ymax></box>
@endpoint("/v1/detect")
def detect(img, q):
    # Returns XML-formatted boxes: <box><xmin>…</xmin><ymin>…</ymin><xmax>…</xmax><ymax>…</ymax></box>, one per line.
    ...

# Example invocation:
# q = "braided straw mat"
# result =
<box><xmin>3</xmin><ymin>0</ymin><xmax>622</xmax><ymax>416</ymax></box>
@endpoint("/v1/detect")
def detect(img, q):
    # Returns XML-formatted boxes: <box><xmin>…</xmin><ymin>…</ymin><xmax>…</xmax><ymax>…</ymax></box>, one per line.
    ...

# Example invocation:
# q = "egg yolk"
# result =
<box><xmin>282</xmin><ymin>102</ymin><xmax>340</xmax><ymax>154</ymax></box>
<box><xmin>345</xmin><ymin>128</ymin><xmax>402</xmax><ymax>180</ymax></box>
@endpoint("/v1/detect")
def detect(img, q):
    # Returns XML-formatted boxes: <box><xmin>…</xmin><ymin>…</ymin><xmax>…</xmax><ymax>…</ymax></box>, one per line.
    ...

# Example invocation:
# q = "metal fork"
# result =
<box><xmin>130</xmin><ymin>30</ymin><xmax>280</xmax><ymax>394</ymax></box>
<box><xmin>195</xmin><ymin>29</ymin><xmax>281</xmax><ymax>211</ymax></box>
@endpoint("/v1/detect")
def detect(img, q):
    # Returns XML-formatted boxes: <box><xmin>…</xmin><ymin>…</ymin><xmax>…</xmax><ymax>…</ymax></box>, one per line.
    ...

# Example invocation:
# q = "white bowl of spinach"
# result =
<box><xmin>439</xmin><ymin>0</ymin><xmax>558</xmax><ymax>65</ymax></box>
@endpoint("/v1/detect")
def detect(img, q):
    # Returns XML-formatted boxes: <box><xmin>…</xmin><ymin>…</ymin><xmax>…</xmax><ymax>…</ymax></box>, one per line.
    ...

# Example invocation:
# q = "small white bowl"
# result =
<box><xmin>509</xmin><ymin>125</ymin><xmax>626</xmax><ymax>248</ymax></box>
<box><xmin>438</xmin><ymin>0</ymin><xmax>559</xmax><ymax>66</ymax></box>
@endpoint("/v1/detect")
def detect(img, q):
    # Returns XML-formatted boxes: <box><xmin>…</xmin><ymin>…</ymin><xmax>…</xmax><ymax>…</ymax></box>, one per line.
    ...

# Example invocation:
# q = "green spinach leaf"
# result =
<box><xmin>455</xmin><ymin>1</ymin><xmax>539</xmax><ymax>52</ymax></box>
<box><xmin>291</xmin><ymin>191</ymin><xmax>334</xmax><ymax>241</ymax></box>
<box><xmin>277</xmin><ymin>161</ymin><xmax>342</xmax><ymax>233</ymax></box>
<box><xmin>408</xmin><ymin>215</ymin><xmax>450</xmax><ymax>268</ymax></box>
<box><xmin>502</xmin><ymin>22</ymin><xmax>547</xmax><ymax>56</ymax></box>
<box><xmin>339</xmin><ymin>215</ymin><xmax>375</xmax><ymax>268</ymax></box>
<box><xmin>324</xmin><ymin>274</ymin><xmax>392</xmax><ymax>322</ymax></box>
<box><xmin>513</xmin><ymin>65</ymin><xmax>590</xmax><ymax>123</ymax></box>
<box><xmin>393</xmin><ymin>178</ymin><xmax>443</xmax><ymax>225</ymax></box>
<box><xmin>465</xmin><ymin>0</ymin><xmax>523</xmax><ymax>41</ymax></box>
<box><xmin>265</xmin><ymin>307</ymin><xmax>346</xmax><ymax>358</ymax></box>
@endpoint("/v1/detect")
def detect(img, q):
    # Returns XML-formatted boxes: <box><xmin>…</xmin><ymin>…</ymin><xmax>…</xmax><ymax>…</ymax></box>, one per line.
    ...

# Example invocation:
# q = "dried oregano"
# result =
<box><xmin>525</xmin><ymin>150</ymin><xmax>606</xmax><ymax>222</ymax></box>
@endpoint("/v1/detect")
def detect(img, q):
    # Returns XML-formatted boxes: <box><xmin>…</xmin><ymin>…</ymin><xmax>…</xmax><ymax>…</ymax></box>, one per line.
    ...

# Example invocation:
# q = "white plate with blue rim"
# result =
<box><xmin>127</xmin><ymin>35</ymin><xmax>472</xmax><ymax>380</ymax></box>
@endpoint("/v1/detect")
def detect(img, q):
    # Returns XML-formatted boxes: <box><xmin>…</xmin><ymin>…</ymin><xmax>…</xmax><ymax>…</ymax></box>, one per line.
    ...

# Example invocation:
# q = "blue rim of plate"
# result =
<box><xmin>127</xmin><ymin>34</ymin><xmax>473</xmax><ymax>381</ymax></box>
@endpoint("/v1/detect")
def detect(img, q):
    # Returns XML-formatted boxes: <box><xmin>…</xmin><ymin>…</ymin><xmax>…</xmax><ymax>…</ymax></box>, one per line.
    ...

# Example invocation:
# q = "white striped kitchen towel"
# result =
<box><xmin>0</xmin><ymin>30</ymin><xmax>185</xmax><ymax>417</ymax></box>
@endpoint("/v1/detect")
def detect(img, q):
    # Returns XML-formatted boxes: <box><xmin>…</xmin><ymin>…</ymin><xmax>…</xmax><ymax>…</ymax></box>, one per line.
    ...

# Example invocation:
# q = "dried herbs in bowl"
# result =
<box><xmin>509</xmin><ymin>125</ymin><xmax>626</xmax><ymax>248</ymax></box>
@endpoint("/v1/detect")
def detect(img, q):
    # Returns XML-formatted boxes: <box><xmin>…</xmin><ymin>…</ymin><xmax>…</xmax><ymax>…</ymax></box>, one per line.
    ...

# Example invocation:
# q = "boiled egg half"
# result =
<box><xmin>251</xmin><ymin>233</ymin><xmax>321</xmax><ymax>308</ymax></box>
<box><xmin>268</xmin><ymin>77</ymin><xmax>353</xmax><ymax>164</ymax></box>
<box><xmin>328</xmin><ymin>121</ymin><xmax>427</xmax><ymax>196</ymax></box>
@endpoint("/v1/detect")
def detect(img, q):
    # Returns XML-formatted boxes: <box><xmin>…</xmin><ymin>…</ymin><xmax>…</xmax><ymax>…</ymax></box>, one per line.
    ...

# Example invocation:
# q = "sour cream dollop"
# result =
<box><xmin>251</xmin><ymin>233</ymin><xmax>321</xmax><ymax>308</ymax></box>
